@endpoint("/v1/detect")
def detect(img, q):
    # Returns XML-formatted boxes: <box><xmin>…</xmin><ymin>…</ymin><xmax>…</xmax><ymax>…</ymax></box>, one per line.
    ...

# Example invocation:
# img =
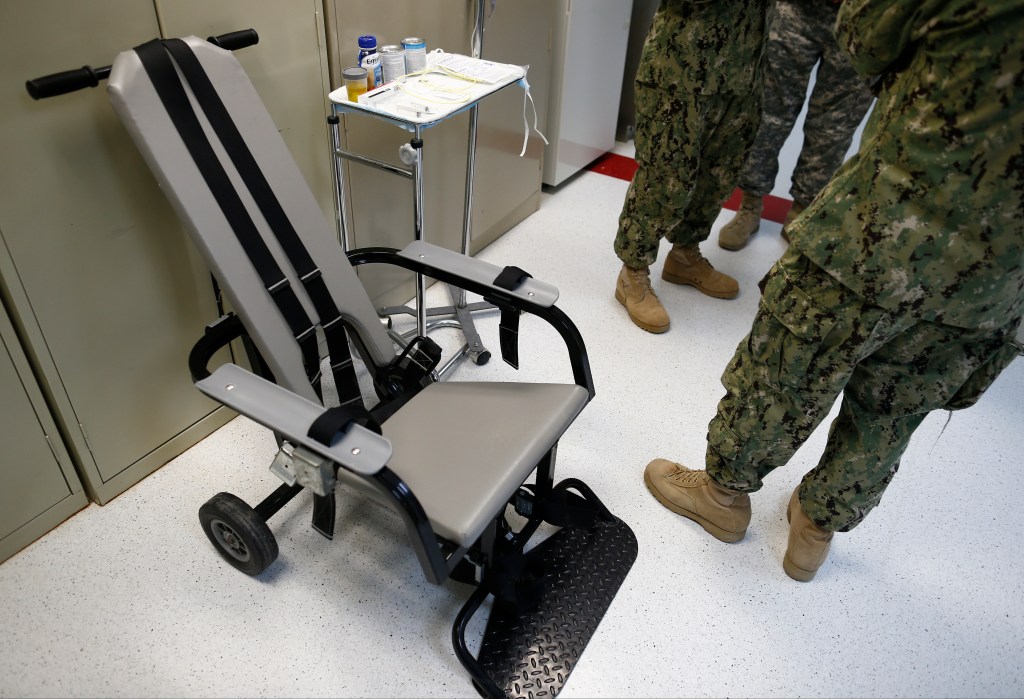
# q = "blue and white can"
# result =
<box><xmin>402</xmin><ymin>37</ymin><xmax>427</xmax><ymax>74</ymax></box>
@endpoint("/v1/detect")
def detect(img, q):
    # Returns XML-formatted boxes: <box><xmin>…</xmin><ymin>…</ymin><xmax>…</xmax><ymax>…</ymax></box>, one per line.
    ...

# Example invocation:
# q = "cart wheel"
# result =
<box><xmin>472</xmin><ymin>350</ymin><xmax>491</xmax><ymax>366</ymax></box>
<box><xmin>199</xmin><ymin>492</ymin><xmax>278</xmax><ymax>576</ymax></box>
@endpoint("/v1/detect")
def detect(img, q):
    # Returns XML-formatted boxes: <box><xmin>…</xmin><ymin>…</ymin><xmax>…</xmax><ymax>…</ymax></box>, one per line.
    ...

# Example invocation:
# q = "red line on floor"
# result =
<box><xmin>586</xmin><ymin>152</ymin><xmax>793</xmax><ymax>224</ymax></box>
<box><xmin>586</xmin><ymin>151</ymin><xmax>638</xmax><ymax>181</ymax></box>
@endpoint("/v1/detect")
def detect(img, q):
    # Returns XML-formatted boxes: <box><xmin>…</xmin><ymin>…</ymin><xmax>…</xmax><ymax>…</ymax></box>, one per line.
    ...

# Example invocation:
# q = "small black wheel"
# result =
<box><xmin>199</xmin><ymin>492</ymin><xmax>278</xmax><ymax>576</ymax></box>
<box><xmin>472</xmin><ymin>349</ymin><xmax>491</xmax><ymax>366</ymax></box>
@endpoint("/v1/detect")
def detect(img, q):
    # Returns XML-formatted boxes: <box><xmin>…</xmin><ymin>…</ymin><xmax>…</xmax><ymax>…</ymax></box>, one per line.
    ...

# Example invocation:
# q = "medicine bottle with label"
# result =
<box><xmin>357</xmin><ymin>35</ymin><xmax>383</xmax><ymax>89</ymax></box>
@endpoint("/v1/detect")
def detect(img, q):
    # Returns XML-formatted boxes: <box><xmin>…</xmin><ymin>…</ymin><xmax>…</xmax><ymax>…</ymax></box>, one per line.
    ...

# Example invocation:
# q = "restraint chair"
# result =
<box><xmin>27</xmin><ymin>30</ymin><xmax>638</xmax><ymax>698</ymax></box>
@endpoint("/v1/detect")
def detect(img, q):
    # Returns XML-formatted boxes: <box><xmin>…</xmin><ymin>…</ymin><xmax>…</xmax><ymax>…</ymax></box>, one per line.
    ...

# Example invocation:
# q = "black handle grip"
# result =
<box><xmin>207</xmin><ymin>28</ymin><xmax>259</xmax><ymax>51</ymax></box>
<box><xmin>26</xmin><ymin>29</ymin><xmax>257</xmax><ymax>100</ymax></box>
<box><xmin>189</xmin><ymin>313</ymin><xmax>246</xmax><ymax>382</ymax></box>
<box><xmin>25</xmin><ymin>65</ymin><xmax>111</xmax><ymax>100</ymax></box>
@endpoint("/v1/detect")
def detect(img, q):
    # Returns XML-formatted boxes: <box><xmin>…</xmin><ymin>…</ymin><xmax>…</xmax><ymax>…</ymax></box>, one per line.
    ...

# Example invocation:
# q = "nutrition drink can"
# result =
<box><xmin>402</xmin><ymin>37</ymin><xmax>427</xmax><ymax>74</ymax></box>
<box><xmin>380</xmin><ymin>45</ymin><xmax>405</xmax><ymax>84</ymax></box>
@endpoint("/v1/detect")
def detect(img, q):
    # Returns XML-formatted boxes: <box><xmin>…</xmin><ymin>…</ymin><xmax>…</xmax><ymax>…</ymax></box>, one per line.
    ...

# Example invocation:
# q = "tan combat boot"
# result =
<box><xmin>718</xmin><ymin>191</ymin><xmax>763</xmax><ymax>251</ymax></box>
<box><xmin>643</xmin><ymin>459</ymin><xmax>751</xmax><ymax>542</ymax></box>
<box><xmin>615</xmin><ymin>265</ymin><xmax>670</xmax><ymax>333</ymax></box>
<box><xmin>661</xmin><ymin>244</ymin><xmax>739</xmax><ymax>299</ymax></box>
<box><xmin>783</xmin><ymin>486</ymin><xmax>834</xmax><ymax>582</ymax></box>
<box><xmin>780</xmin><ymin>202</ymin><xmax>805</xmax><ymax>243</ymax></box>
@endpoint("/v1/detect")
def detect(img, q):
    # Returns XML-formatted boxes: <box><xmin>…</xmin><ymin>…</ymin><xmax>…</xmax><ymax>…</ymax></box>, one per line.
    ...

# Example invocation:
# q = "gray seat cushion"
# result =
<box><xmin>381</xmin><ymin>381</ymin><xmax>589</xmax><ymax>547</ymax></box>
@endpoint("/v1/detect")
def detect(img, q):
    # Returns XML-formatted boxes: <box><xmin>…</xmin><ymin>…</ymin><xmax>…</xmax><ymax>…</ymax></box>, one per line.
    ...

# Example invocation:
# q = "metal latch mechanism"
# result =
<box><xmin>269</xmin><ymin>441</ymin><xmax>336</xmax><ymax>497</ymax></box>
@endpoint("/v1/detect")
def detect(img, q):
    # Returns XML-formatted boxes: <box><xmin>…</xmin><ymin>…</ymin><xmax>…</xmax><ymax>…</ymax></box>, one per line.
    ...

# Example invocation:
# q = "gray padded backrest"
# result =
<box><xmin>106</xmin><ymin>37</ymin><xmax>396</xmax><ymax>400</ymax></box>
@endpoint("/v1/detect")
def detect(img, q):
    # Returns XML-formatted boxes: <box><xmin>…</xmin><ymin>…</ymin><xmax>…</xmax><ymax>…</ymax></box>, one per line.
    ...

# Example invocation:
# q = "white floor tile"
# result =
<box><xmin>1</xmin><ymin>145</ymin><xmax>1021</xmax><ymax>699</ymax></box>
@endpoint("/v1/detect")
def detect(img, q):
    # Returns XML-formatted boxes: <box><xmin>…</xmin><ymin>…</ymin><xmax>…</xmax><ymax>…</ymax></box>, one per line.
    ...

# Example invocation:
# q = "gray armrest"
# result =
<box><xmin>195</xmin><ymin>364</ymin><xmax>392</xmax><ymax>476</ymax></box>
<box><xmin>398</xmin><ymin>240</ymin><xmax>559</xmax><ymax>308</ymax></box>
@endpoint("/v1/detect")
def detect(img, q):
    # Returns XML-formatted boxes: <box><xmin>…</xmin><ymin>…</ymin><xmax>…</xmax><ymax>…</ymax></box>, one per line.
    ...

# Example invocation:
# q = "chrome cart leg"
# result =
<box><xmin>436</xmin><ymin>3</ymin><xmax>499</xmax><ymax>371</ymax></box>
<box><xmin>410</xmin><ymin>127</ymin><xmax>427</xmax><ymax>339</ymax></box>
<box><xmin>328</xmin><ymin>112</ymin><xmax>352</xmax><ymax>252</ymax></box>
<box><xmin>443</xmin><ymin>98</ymin><xmax>497</xmax><ymax>367</ymax></box>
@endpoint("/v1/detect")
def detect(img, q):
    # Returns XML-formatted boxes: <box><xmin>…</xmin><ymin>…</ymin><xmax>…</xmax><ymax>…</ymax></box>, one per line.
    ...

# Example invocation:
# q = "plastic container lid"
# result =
<box><xmin>357</xmin><ymin>35</ymin><xmax>377</xmax><ymax>49</ymax></box>
<box><xmin>342</xmin><ymin>66</ymin><xmax>368</xmax><ymax>81</ymax></box>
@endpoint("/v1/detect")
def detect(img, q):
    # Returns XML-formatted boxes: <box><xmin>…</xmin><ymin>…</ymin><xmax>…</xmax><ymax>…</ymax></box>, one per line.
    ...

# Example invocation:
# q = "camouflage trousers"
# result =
<box><xmin>737</xmin><ymin>0</ymin><xmax>872</xmax><ymax>206</ymax></box>
<box><xmin>614</xmin><ymin>83</ymin><xmax>760</xmax><ymax>269</ymax></box>
<box><xmin>706</xmin><ymin>248</ymin><xmax>1021</xmax><ymax>532</ymax></box>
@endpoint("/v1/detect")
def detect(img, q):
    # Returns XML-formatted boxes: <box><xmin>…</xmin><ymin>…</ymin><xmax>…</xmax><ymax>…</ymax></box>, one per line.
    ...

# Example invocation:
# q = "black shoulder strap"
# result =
<box><xmin>160</xmin><ymin>38</ymin><xmax>362</xmax><ymax>407</ymax></box>
<box><xmin>133</xmin><ymin>39</ymin><xmax>321</xmax><ymax>391</ymax></box>
<box><xmin>135</xmin><ymin>39</ymin><xmax>362</xmax><ymax>407</ymax></box>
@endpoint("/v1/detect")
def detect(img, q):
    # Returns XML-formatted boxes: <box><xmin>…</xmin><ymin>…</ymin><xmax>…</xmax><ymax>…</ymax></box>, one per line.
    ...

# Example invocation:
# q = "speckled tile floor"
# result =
<box><xmin>1</xmin><ymin>131</ymin><xmax>1022</xmax><ymax>698</ymax></box>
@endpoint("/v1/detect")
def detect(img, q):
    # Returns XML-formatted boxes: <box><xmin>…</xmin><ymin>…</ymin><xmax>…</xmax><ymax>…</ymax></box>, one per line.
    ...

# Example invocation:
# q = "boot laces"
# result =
<box><xmin>682</xmin><ymin>246</ymin><xmax>714</xmax><ymax>271</ymax></box>
<box><xmin>629</xmin><ymin>267</ymin><xmax>655</xmax><ymax>299</ymax></box>
<box><xmin>666</xmin><ymin>467</ymin><xmax>706</xmax><ymax>486</ymax></box>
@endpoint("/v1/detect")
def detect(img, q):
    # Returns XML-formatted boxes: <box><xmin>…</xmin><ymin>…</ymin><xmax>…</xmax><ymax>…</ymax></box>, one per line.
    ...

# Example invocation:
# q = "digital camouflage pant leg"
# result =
<box><xmin>614</xmin><ymin>83</ymin><xmax>760</xmax><ymax>269</ymax></box>
<box><xmin>737</xmin><ymin>0</ymin><xmax>872</xmax><ymax>206</ymax></box>
<box><xmin>705</xmin><ymin>248</ymin><xmax>1021</xmax><ymax>532</ymax></box>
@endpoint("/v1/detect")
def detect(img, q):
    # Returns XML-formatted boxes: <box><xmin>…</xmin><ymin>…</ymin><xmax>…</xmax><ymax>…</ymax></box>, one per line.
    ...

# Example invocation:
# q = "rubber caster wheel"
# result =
<box><xmin>199</xmin><ymin>492</ymin><xmax>278</xmax><ymax>576</ymax></box>
<box><xmin>472</xmin><ymin>350</ymin><xmax>491</xmax><ymax>366</ymax></box>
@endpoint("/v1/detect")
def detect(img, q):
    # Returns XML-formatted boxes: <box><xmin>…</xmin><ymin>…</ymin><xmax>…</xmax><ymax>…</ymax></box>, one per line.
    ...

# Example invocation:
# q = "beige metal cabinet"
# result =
<box><xmin>0</xmin><ymin>292</ymin><xmax>88</xmax><ymax>564</ymax></box>
<box><xmin>154</xmin><ymin>0</ymin><xmax>337</xmax><ymax>226</ymax></box>
<box><xmin>0</xmin><ymin>1</ymin><xmax>234</xmax><ymax>505</ymax></box>
<box><xmin>0</xmin><ymin>0</ymin><xmax>334</xmax><ymax>509</ymax></box>
<box><xmin>472</xmin><ymin>1</ymin><xmax>556</xmax><ymax>248</ymax></box>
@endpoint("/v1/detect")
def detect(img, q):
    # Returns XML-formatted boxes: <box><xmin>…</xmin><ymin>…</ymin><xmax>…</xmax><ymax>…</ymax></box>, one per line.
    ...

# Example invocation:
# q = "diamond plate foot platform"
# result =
<box><xmin>476</xmin><ymin>515</ymin><xmax>638</xmax><ymax>698</ymax></box>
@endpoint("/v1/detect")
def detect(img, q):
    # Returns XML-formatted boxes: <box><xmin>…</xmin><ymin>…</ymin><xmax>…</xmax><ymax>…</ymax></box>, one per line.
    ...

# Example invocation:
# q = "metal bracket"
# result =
<box><xmin>270</xmin><ymin>441</ymin><xmax>336</xmax><ymax>497</ymax></box>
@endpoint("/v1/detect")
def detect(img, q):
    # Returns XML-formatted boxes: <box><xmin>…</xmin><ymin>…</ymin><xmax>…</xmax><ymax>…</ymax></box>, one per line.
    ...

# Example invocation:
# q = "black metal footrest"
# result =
<box><xmin>476</xmin><ymin>516</ymin><xmax>638</xmax><ymax>698</ymax></box>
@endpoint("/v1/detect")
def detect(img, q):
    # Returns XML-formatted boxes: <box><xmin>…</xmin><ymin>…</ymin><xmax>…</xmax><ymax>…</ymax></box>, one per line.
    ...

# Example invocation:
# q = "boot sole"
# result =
<box><xmin>660</xmin><ymin>272</ymin><xmax>739</xmax><ymax>299</ymax></box>
<box><xmin>615</xmin><ymin>289</ymin><xmax>669</xmax><ymax>334</ymax></box>
<box><xmin>643</xmin><ymin>470</ymin><xmax>745</xmax><ymax>543</ymax></box>
<box><xmin>783</xmin><ymin>554</ymin><xmax>817</xmax><ymax>582</ymax></box>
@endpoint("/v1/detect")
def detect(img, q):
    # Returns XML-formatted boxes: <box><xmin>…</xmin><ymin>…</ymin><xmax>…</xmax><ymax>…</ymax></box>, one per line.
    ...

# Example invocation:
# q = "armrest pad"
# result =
<box><xmin>195</xmin><ymin>364</ymin><xmax>392</xmax><ymax>475</ymax></box>
<box><xmin>398</xmin><ymin>241</ymin><xmax>559</xmax><ymax>307</ymax></box>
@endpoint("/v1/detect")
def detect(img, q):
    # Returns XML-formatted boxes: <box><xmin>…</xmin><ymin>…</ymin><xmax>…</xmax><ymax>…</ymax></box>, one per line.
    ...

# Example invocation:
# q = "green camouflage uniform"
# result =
<box><xmin>737</xmin><ymin>0</ymin><xmax>873</xmax><ymax>207</ymax></box>
<box><xmin>614</xmin><ymin>0</ymin><xmax>769</xmax><ymax>269</ymax></box>
<box><xmin>706</xmin><ymin>0</ymin><xmax>1024</xmax><ymax>532</ymax></box>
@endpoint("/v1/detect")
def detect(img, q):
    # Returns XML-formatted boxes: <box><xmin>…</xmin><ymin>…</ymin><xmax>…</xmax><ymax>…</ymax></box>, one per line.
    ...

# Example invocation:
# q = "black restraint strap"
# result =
<box><xmin>307</xmin><ymin>405</ymin><xmax>382</xmax><ymax>446</ymax></box>
<box><xmin>158</xmin><ymin>38</ymin><xmax>364</xmax><ymax>407</ymax></box>
<box><xmin>493</xmin><ymin>265</ymin><xmax>532</xmax><ymax>291</ymax></box>
<box><xmin>486</xmin><ymin>545</ymin><xmax>545</xmax><ymax>610</ymax></box>
<box><xmin>134</xmin><ymin>39</ymin><xmax>322</xmax><ymax>386</ymax></box>
<box><xmin>492</xmin><ymin>266</ymin><xmax>533</xmax><ymax>370</ymax></box>
<box><xmin>514</xmin><ymin>488</ymin><xmax>600</xmax><ymax>529</ymax></box>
